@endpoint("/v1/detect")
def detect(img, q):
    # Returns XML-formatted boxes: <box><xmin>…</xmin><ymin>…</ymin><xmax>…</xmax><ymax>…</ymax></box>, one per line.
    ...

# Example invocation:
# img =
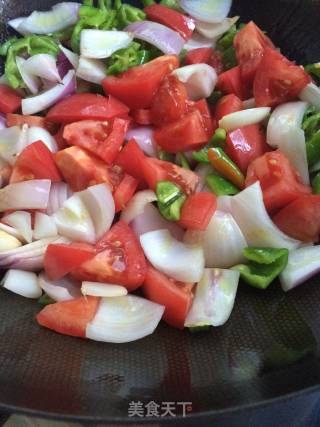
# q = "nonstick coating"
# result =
<box><xmin>1</xmin><ymin>0</ymin><xmax>320</xmax><ymax>425</ymax></box>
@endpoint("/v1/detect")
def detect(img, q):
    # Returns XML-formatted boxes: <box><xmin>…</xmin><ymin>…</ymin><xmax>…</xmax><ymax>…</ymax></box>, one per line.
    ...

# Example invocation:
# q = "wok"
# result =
<box><xmin>0</xmin><ymin>0</ymin><xmax>320</xmax><ymax>425</ymax></box>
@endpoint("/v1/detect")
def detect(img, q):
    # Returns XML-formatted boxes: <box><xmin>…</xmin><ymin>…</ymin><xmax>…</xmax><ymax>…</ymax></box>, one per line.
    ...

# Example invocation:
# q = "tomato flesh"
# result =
<box><xmin>217</xmin><ymin>66</ymin><xmax>250</xmax><ymax>100</ymax></box>
<box><xmin>143</xmin><ymin>265</ymin><xmax>194</xmax><ymax>329</ymax></box>
<box><xmin>179</xmin><ymin>192</ymin><xmax>217</xmax><ymax>230</ymax></box>
<box><xmin>36</xmin><ymin>296</ymin><xmax>99</xmax><ymax>338</ymax></box>
<box><xmin>214</xmin><ymin>94</ymin><xmax>243</xmax><ymax>122</ymax></box>
<box><xmin>0</xmin><ymin>84</ymin><xmax>21</xmax><ymax>114</ymax></box>
<box><xmin>115</xmin><ymin>138</ymin><xmax>147</xmax><ymax>184</ymax></box>
<box><xmin>113</xmin><ymin>173</ymin><xmax>138</xmax><ymax>212</ymax></box>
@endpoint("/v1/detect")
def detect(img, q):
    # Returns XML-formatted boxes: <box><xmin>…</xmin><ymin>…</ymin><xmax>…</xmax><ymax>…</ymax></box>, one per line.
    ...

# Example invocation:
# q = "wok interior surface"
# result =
<box><xmin>1</xmin><ymin>0</ymin><xmax>320</xmax><ymax>423</ymax></box>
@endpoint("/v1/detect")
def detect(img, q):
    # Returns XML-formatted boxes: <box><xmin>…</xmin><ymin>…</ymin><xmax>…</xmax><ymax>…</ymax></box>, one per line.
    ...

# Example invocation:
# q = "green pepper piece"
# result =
<box><xmin>306</xmin><ymin>130</ymin><xmax>320</xmax><ymax>167</ymax></box>
<box><xmin>0</xmin><ymin>37</ymin><xmax>18</xmax><ymax>56</ymax></box>
<box><xmin>305</xmin><ymin>63</ymin><xmax>320</xmax><ymax>84</ymax></box>
<box><xmin>207</xmin><ymin>90</ymin><xmax>222</xmax><ymax>106</ymax></box>
<box><xmin>98</xmin><ymin>0</ymin><xmax>112</xmax><ymax>10</ymax></box>
<box><xmin>158</xmin><ymin>194</ymin><xmax>186</xmax><ymax>221</ymax></box>
<box><xmin>208</xmin><ymin>147</ymin><xmax>245</xmax><ymax>189</ymax></box>
<box><xmin>158</xmin><ymin>151</ymin><xmax>175</xmax><ymax>162</ymax></box>
<box><xmin>312</xmin><ymin>172</ymin><xmax>320</xmax><ymax>194</ymax></box>
<box><xmin>115</xmin><ymin>4</ymin><xmax>146</xmax><ymax>30</ymax></box>
<box><xmin>177</xmin><ymin>152</ymin><xmax>191</xmax><ymax>170</ymax></box>
<box><xmin>179</xmin><ymin>48</ymin><xmax>188</xmax><ymax>64</ymax></box>
<box><xmin>206</xmin><ymin>173</ymin><xmax>239</xmax><ymax>196</ymax></box>
<box><xmin>217</xmin><ymin>25</ymin><xmax>238</xmax><ymax>51</ymax></box>
<box><xmin>160</xmin><ymin>0</ymin><xmax>182</xmax><ymax>10</ymax></box>
<box><xmin>51</xmin><ymin>26</ymin><xmax>74</xmax><ymax>42</ymax></box>
<box><xmin>107</xmin><ymin>42</ymin><xmax>150</xmax><ymax>75</ymax></box>
<box><xmin>221</xmin><ymin>45</ymin><xmax>237</xmax><ymax>70</ymax></box>
<box><xmin>140</xmin><ymin>0</ymin><xmax>155</xmax><ymax>6</ymax></box>
<box><xmin>302</xmin><ymin>107</ymin><xmax>320</xmax><ymax>140</ymax></box>
<box><xmin>156</xmin><ymin>180</ymin><xmax>182</xmax><ymax>205</ymax></box>
<box><xmin>192</xmin><ymin>128</ymin><xmax>227</xmax><ymax>163</ymax></box>
<box><xmin>83</xmin><ymin>0</ymin><xmax>94</xmax><ymax>5</ymax></box>
<box><xmin>38</xmin><ymin>294</ymin><xmax>55</xmax><ymax>306</ymax></box>
<box><xmin>232</xmin><ymin>247</ymin><xmax>289</xmax><ymax>290</ymax></box>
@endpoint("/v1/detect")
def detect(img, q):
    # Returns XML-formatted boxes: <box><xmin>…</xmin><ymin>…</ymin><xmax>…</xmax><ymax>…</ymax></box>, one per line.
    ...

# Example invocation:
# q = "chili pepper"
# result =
<box><xmin>208</xmin><ymin>147</ymin><xmax>245</xmax><ymax>189</ymax></box>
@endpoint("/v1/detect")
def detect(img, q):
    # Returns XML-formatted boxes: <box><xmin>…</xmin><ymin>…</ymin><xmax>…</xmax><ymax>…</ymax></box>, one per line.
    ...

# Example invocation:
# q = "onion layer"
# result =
<box><xmin>125</xmin><ymin>127</ymin><xmax>157</xmax><ymax>157</ymax></box>
<box><xmin>299</xmin><ymin>82</ymin><xmax>320</xmax><ymax>111</ymax></box>
<box><xmin>172</xmin><ymin>64</ymin><xmax>217</xmax><ymax>100</ymax></box>
<box><xmin>86</xmin><ymin>295</ymin><xmax>165</xmax><ymax>343</ymax></box>
<box><xmin>76</xmin><ymin>57</ymin><xmax>106</xmax><ymax>85</ymax></box>
<box><xmin>219</xmin><ymin>107</ymin><xmax>271</xmax><ymax>131</ymax></box>
<box><xmin>33</xmin><ymin>212</ymin><xmax>58</xmax><ymax>240</ymax></box>
<box><xmin>80</xmin><ymin>30</ymin><xmax>133</xmax><ymax>59</ymax></box>
<box><xmin>121</xmin><ymin>190</ymin><xmax>157</xmax><ymax>224</ymax></box>
<box><xmin>180</xmin><ymin>0</ymin><xmax>232</xmax><ymax>24</ymax></box>
<box><xmin>1</xmin><ymin>269</ymin><xmax>41</xmax><ymax>298</ymax></box>
<box><xmin>16</xmin><ymin>56</ymin><xmax>40</xmax><ymax>94</ymax></box>
<box><xmin>3</xmin><ymin>211</ymin><xmax>32</xmax><ymax>243</ymax></box>
<box><xmin>38</xmin><ymin>272</ymin><xmax>81</xmax><ymax>301</ymax></box>
<box><xmin>81</xmin><ymin>281</ymin><xmax>128</xmax><ymax>297</ymax></box>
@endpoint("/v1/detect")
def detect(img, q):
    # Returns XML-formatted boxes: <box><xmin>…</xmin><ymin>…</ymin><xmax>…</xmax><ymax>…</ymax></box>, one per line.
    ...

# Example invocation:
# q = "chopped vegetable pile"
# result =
<box><xmin>0</xmin><ymin>0</ymin><xmax>320</xmax><ymax>343</ymax></box>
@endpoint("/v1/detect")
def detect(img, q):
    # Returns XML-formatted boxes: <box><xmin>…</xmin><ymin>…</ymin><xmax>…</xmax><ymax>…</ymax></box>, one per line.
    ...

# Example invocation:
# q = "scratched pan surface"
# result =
<box><xmin>1</xmin><ymin>0</ymin><xmax>320</xmax><ymax>425</ymax></box>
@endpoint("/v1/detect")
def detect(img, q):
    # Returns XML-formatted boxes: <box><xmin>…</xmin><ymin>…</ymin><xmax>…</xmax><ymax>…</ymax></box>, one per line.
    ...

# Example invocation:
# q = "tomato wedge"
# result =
<box><xmin>63</xmin><ymin>118</ymin><xmax>130</xmax><ymax>164</ymax></box>
<box><xmin>153</xmin><ymin>110</ymin><xmax>208</xmax><ymax>153</ymax></box>
<box><xmin>130</xmin><ymin>109</ymin><xmax>152</xmax><ymax>125</ymax></box>
<box><xmin>217</xmin><ymin>66</ymin><xmax>250</xmax><ymax>100</ymax></box>
<box><xmin>253</xmin><ymin>47</ymin><xmax>311</xmax><ymax>107</ymax></box>
<box><xmin>0</xmin><ymin>84</ymin><xmax>21</xmax><ymax>114</ymax></box>
<box><xmin>214</xmin><ymin>94</ymin><xmax>243</xmax><ymax>122</ymax></box>
<box><xmin>72</xmin><ymin>221</ymin><xmax>147</xmax><ymax>291</ymax></box>
<box><xmin>150</xmin><ymin>75</ymin><xmax>189</xmax><ymax>126</ymax></box>
<box><xmin>46</xmin><ymin>93</ymin><xmax>129</xmax><ymax>124</ymax></box>
<box><xmin>273</xmin><ymin>195</ymin><xmax>320</xmax><ymax>243</ymax></box>
<box><xmin>144</xmin><ymin>4</ymin><xmax>195</xmax><ymax>40</ymax></box>
<box><xmin>246</xmin><ymin>150</ymin><xmax>311</xmax><ymax>212</ymax></box>
<box><xmin>102</xmin><ymin>55</ymin><xmax>179</xmax><ymax>110</ymax></box>
<box><xmin>141</xmin><ymin>157</ymin><xmax>199</xmax><ymax>195</ymax></box>
<box><xmin>44</xmin><ymin>243</ymin><xmax>96</xmax><ymax>281</ymax></box>
<box><xmin>6</xmin><ymin>113</ymin><xmax>57</xmax><ymax>133</ymax></box>
<box><xmin>191</xmin><ymin>99</ymin><xmax>213</xmax><ymax>138</ymax></box>
<box><xmin>115</xmin><ymin>138</ymin><xmax>146</xmax><ymax>184</ymax></box>
<box><xmin>37</xmin><ymin>296</ymin><xmax>99</xmax><ymax>338</ymax></box>
<box><xmin>55</xmin><ymin>146</ymin><xmax>123</xmax><ymax>192</ymax></box>
<box><xmin>178</xmin><ymin>192</ymin><xmax>217</xmax><ymax>230</ymax></box>
<box><xmin>10</xmin><ymin>140</ymin><xmax>62</xmax><ymax>183</ymax></box>
<box><xmin>234</xmin><ymin>21</ymin><xmax>275</xmax><ymax>86</ymax></box>
<box><xmin>143</xmin><ymin>265</ymin><xmax>194</xmax><ymax>329</ymax></box>
<box><xmin>113</xmin><ymin>173</ymin><xmax>138</xmax><ymax>212</ymax></box>
<box><xmin>226</xmin><ymin>124</ymin><xmax>269</xmax><ymax>173</ymax></box>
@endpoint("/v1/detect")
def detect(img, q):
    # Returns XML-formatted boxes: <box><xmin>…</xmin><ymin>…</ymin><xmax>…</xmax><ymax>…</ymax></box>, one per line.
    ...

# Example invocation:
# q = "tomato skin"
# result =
<box><xmin>144</xmin><ymin>4</ymin><xmax>195</xmax><ymax>40</ymax></box>
<box><xmin>63</xmin><ymin>118</ymin><xmax>129</xmax><ymax>165</ymax></box>
<box><xmin>185</xmin><ymin>47</ymin><xmax>213</xmax><ymax>65</ymax></box>
<box><xmin>217</xmin><ymin>66</ymin><xmax>250</xmax><ymax>100</ymax></box>
<box><xmin>55</xmin><ymin>146</ymin><xmax>123</xmax><ymax>192</ymax></box>
<box><xmin>10</xmin><ymin>140</ymin><xmax>62</xmax><ymax>184</ymax></box>
<box><xmin>225</xmin><ymin>124</ymin><xmax>269</xmax><ymax>173</ymax></box>
<box><xmin>46</xmin><ymin>93</ymin><xmax>129</xmax><ymax>124</ymax></box>
<box><xmin>44</xmin><ymin>243</ymin><xmax>96</xmax><ymax>281</ymax></box>
<box><xmin>178</xmin><ymin>192</ymin><xmax>217</xmax><ymax>230</ymax></box>
<box><xmin>113</xmin><ymin>173</ymin><xmax>138</xmax><ymax>212</ymax></box>
<box><xmin>208</xmin><ymin>50</ymin><xmax>224</xmax><ymax>74</ymax></box>
<box><xmin>102</xmin><ymin>56</ymin><xmax>179</xmax><ymax>110</ymax></box>
<box><xmin>72</xmin><ymin>221</ymin><xmax>147</xmax><ymax>291</ymax></box>
<box><xmin>234</xmin><ymin>21</ymin><xmax>275</xmax><ymax>86</ymax></box>
<box><xmin>246</xmin><ymin>150</ymin><xmax>311</xmax><ymax>212</ymax></box>
<box><xmin>53</xmin><ymin>125</ymin><xmax>67</xmax><ymax>150</ymax></box>
<box><xmin>154</xmin><ymin>110</ymin><xmax>208</xmax><ymax>153</ymax></box>
<box><xmin>143</xmin><ymin>265</ymin><xmax>194</xmax><ymax>329</ymax></box>
<box><xmin>6</xmin><ymin>113</ymin><xmax>57</xmax><ymax>133</ymax></box>
<box><xmin>115</xmin><ymin>138</ymin><xmax>146</xmax><ymax>184</ymax></box>
<box><xmin>273</xmin><ymin>196</ymin><xmax>320</xmax><ymax>242</ymax></box>
<box><xmin>0</xmin><ymin>84</ymin><xmax>21</xmax><ymax>114</ymax></box>
<box><xmin>150</xmin><ymin>75</ymin><xmax>189</xmax><ymax>126</ymax></box>
<box><xmin>253</xmin><ymin>48</ymin><xmax>311</xmax><ymax>107</ymax></box>
<box><xmin>191</xmin><ymin>99</ymin><xmax>213</xmax><ymax>138</ymax></box>
<box><xmin>130</xmin><ymin>109</ymin><xmax>152</xmax><ymax>125</ymax></box>
<box><xmin>214</xmin><ymin>94</ymin><xmax>243</xmax><ymax>122</ymax></box>
<box><xmin>141</xmin><ymin>157</ymin><xmax>199</xmax><ymax>195</ymax></box>
<box><xmin>36</xmin><ymin>296</ymin><xmax>99</xmax><ymax>338</ymax></box>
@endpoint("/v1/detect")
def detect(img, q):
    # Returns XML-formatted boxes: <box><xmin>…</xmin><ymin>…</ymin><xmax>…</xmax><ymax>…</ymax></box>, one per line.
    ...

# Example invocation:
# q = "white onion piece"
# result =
<box><xmin>180</xmin><ymin>0</ymin><xmax>232</xmax><ymax>24</ymax></box>
<box><xmin>1</xmin><ymin>269</ymin><xmax>41</xmax><ymax>298</ymax></box>
<box><xmin>126</xmin><ymin>21</ymin><xmax>184</xmax><ymax>55</ymax></box>
<box><xmin>125</xmin><ymin>127</ymin><xmax>157</xmax><ymax>157</ymax></box>
<box><xmin>216</xmin><ymin>195</ymin><xmax>233</xmax><ymax>213</ymax></box>
<box><xmin>80</xmin><ymin>30</ymin><xmax>133</xmax><ymax>59</ymax></box>
<box><xmin>78</xmin><ymin>184</ymin><xmax>115</xmax><ymax>240</ymax></box>
<box><xmin>0</xmin><ymin>125</ymin><xmax>28</xmax><ymax>165</ymax></box>
<box><xmin>38</xmin><ymin>272</ymin><xmax>81</xmax><ymax>301</ymax></box>
<box><xmin>33</xmin><ymin>212</ymin><xmax>58</xmax><ymax>240</ymax></box>
<box><xmin>267</xmin><ymin>101</ymin><xmax>309</xmax><ymax>184</ymax></box>
<box><xmin>0</xmin><ymin>179</ymin><xmax>51</xmax><ymax>212</ymax></box>
<box><xmin>3</xmin><ymin>211</ymin><xmax>32</xmax><ymax>243</ymax></box>
<box><xmin>229</xmin><ymin>182</ymin><xmax>300</xmax><ymax>250</ymax></box>
<box><xmin>121</xmin><ymin>190</ymin><xmax>157</xmax><ymax>224</ymax></box>
<box><xmin>184</xmin><ymin>32</ymin><xmax>215</xmax><ymax>50</ymax></box>
<box><xmin>0</xmin><ymin>230</ymin><xmax>22</xmax><ymax>252</ymax></box>
<box><xmin>46</xmin><ymin>182</ymin><xmax>69</xmax><ymax>215</ymax></box>
<box><xmin>0</xmin><ymin>236</ymin><xmax>68</xmax><ymax>271</ymax></box>
<box><xmin>243</xmin><ymin>98</ymin><xmax>255</xmax><ymax>109</ymax></box>
<box><xmin>172</xmin><ymin>64</ymin><xmax>217</xmax><ymax>100</ymax></box>
<box><xmin>8</xmin><ymin>17</ymin><xmax>28</xmax><ymax>35</ymax></box>
<box><xmin>219</xmin><ymin>107</ymin><xmax>271</xmax><ymax>131</ymax></box>
<box><xmin>140</xmin><ymin>229</ymin><xmax>204</xmax><ymax>282</ymax></box>
<box><xmin>299</xmin><ymin>82</ymin><xmax>320</xmax><ymax>111</ymax></box>
<box><xmin>86</xmin><ymin>295</ymin><xmax>165</xmax><ymax>343</ymax></box>
<box><xmin>82</xmin><ymin>281</ymin><xmax>128</xmax><ymax>297</ymax></box>
<box><xmin>185</xmin><ymin>268</ymin><xmax>239</xmax><ymax>327</ymax></box>
<box><xmin>195</xmin><ymin>16</ymin><xmax>238</xmax><ymax>39</ymax></box>
<box><xmin>76</xmin><ymin>57</ymin><xmax>106</xmax><ymax>85</ymax></box>
<box><xmin>27</xmin><ymin>126</ymin><xmax>58</xmax><ymax>153</ymax></box>
<box><xmin>130</xmin><ymin>203</ymin><xmax>184</xmax><ymax>241</ymax></box>
<box><xmin>16</xmin><ymin>56</ymin><xmax>40</xmax><ymax>95</ymax></box>
<box><xmin>280</xmin><ymin>246</ymin><xmax>320</xmax><ymax>292</ymax></box>
<box><xmin>59</xmin><ymin>44</ymin><xmax>79</xmax><ymax>69</ymax></box>
<box><xmin>194</xmin><ymin>163</ymin><xmax>213</xmax><ymax>192</ymax></box>
<box><xmin>24</xmin><ymin>54</ymin><xmax>61</xmax><ymax>83</ymax></box>
<box><xmin>22</xmin><ymin>70</ymin><xmax>76</xmax><ymax>115</ymax></box>
<box><xmin>185</xmin><ymin>210</ymin><xmax>247</xmax><ymax>268</ymax></box>
<box><xmin>0</xmin><ymin>222</ymin><xmax>24</xmax><ymax>241</ymax></box>
<box><xmin>17</xmin><ymin>2</ymin><xmax>80</xmax><ymax>35</ymax></box>
<box><xmin>53</xmin><ymin>193</ymin><xmax>96</xmax><ymax>243</ymax></box>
